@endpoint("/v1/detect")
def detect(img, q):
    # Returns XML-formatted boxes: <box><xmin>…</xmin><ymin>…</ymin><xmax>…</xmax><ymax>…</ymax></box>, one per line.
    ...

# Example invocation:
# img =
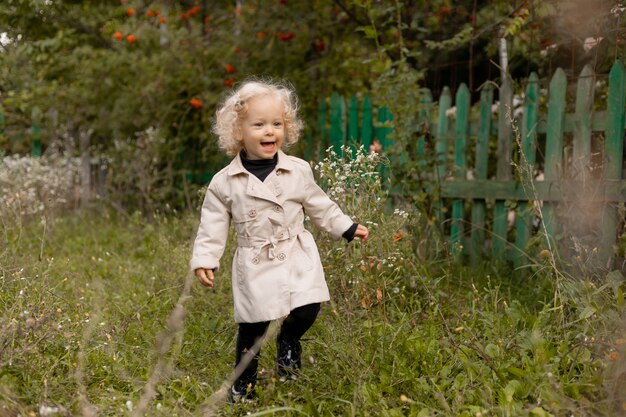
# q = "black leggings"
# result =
<box><xmin>234</xmin><ymin>303</ymin><xmax>320</xmax><ymax>387</ymax></box>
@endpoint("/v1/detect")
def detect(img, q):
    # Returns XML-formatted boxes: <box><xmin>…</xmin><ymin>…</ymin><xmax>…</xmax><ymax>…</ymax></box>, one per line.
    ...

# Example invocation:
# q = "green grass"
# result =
<box><xmin>1</xmin><ymin>207</ymin><xmax>624</xmax><ymax>417</ymax></box>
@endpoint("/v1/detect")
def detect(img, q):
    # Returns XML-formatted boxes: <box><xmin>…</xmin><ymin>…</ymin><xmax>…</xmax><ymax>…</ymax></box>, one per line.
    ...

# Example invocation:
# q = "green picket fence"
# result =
<box><xmin>313</xmin><ymin>60</ymin><xmax>626</xmax><ymax>265</ymax></box>
<box><xmin>305</xmin><ymin>92</ymin><xmax>393</xmax><ymax>161</ymax></box>
<box><xmin>0</xmin><ymin>106</ymin><xmax>42</xmax><ymax>158</ymax></box>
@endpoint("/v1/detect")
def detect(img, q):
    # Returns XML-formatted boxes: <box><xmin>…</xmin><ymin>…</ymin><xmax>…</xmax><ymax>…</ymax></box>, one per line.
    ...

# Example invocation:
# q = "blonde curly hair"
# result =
<box><xmin>213</xmin><ymin>80</ymin><xmax>303</xmax><ymax>156</ymax></box>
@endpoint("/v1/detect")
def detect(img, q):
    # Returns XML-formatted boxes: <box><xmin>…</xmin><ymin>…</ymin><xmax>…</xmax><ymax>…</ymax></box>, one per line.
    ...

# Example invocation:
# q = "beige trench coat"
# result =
<box><xmin>190</xmin><ymin>150</ymin><xmax>354</xmax><ymax>323</ymax></box>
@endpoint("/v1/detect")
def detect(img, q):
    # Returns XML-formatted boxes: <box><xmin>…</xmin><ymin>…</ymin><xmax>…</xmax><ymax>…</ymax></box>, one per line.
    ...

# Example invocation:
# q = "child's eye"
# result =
<box><xmin>254</xmin><ymin>123</ymin><xmax>263</xmax><ymax>127</ymax></box>
<box><xmin>274</xmin><ymin>122</ymin><xmax>283</xmax><ymax>127</ymax></box>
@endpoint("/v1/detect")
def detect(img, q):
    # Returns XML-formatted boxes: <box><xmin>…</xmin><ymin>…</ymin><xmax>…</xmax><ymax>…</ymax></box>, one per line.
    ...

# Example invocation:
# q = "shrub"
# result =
<box><xmin>0</xmin><ymin>151</ymin><xmax>80</xmax><ymax>220</ymax></box>
<box><xmin>313</xmin><ymin>145</ymin><xmax>438</xmax><ymax>316</ymax></box>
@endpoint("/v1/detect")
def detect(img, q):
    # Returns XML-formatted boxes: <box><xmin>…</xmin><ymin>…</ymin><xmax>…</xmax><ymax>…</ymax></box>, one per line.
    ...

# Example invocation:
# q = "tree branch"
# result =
<box><xmin>332</xmin><ymin>0</ymin><xmax>400</xmax><ymax>63</ymax></box>
<box><xmin>332</xmin><ymin>0</ymin><xmax>367</xmax><ymax>26</ymax></box>
<box><xmin>46</xmin><ymin>14</ymin><xmax>114</xmax><ymax>50</ymax></box>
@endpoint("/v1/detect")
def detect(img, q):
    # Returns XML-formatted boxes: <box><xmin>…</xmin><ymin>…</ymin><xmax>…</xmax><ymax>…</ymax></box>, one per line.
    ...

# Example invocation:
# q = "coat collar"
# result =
<box><xmin>227</xmin><ymin>150</ymin><xmax>293</xmax><ymax>205</ymax></box>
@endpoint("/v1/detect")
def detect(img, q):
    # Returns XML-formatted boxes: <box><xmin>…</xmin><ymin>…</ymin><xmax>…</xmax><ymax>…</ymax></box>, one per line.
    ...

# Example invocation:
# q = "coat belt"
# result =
<box><xmin>237</xmin><ymin>224</ymin><xmax>305</xmax><ymax>260</ymax></box>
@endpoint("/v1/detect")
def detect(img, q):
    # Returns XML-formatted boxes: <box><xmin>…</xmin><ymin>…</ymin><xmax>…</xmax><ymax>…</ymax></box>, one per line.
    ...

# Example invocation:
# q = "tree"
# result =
<box><xmin>0</xmin><ymin>0</ymin><xmax>385</xmax><ymax>209</ymax></box>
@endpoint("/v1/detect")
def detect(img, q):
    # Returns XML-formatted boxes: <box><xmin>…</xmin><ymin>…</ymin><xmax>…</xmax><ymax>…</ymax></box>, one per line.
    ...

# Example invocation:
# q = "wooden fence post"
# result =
<box><xmin>451</xmin><ymin>84</ymin><xmax>470</xmax><ymax>256</ymax></box>
<box><xmin>514</xmin><ymin>72</ymin><xmax>539</xmax><ymax>268</ymax></box>
<box><xmin>317</xmin><ymin>99</ymin><xmax>328</xmax><ymax>160</ymax></box>
<box><xmin>573</xmin><ymin>65</ymin><xmax>595</xmax><ymax>180</ymax></box>
<box><xmin>543</xmin><ymin>68</ymin><xmax>567</xmax><ymax>247</ymax></box>
<box><xmin>31</xmin><ymin>107</ymin><xmax>42</xmax><ymax>157</ymax></box>
<box><xmin>601</xmin><ymin>60</ymin><xmax>626</xmax><ymax>263</ymax></box>
<box><xmin>434</xmin><ymin>87</ymin><xmax>452</xmax><ymax>226</ymax></box>
<box><xmin>348</xmin><ymin>95</ymin><xmax>359</xmax><ymax>153</ymax></box>
<box><xmin>80</xmin><ymin>130</ymin><xmax>92</xmax><ymax>206</ymax></box>
<box><xmin>567</xmin><ymin>65</ymin><xmax>596</xmax><ymax>264</ymax></box>
<box><xmin>376</xmin><ymin>107</ymin><xmax>393</xmax><ymax>150</ymax></box>
<box><xmin>330</xmin><ymin>93</ymin><xmax>346</xmax><ymax>154</ymax></box>
<box><xmin>493</xmin><ymin>76</ymin><xmax>513</xmax><ymax>258</ymax></box>
<box><xmin>417</xmin><ymin>89</ymin><xmax>433</xmax><ymax>169</ymax></box>
<box><xmin>470</xmin><ymin>84</ymin><xmax>493</xmax><ymax>264</ymax></box>
<box><xmin>361</xmin><ymin>96</ymin><xmax>373</xmax><ymax>151</ymax></box>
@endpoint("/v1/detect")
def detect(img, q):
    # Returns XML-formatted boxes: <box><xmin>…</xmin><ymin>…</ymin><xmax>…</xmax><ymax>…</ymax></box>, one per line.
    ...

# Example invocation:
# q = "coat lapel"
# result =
<box><xmin>246</xmin><ymin>176</ymin><xmax>280</xmax><ymax>205</ymax></box>
<box><xmin>228</xmin><ymin>152</ymin><xmax>280</xmax><ymax>205</ymax></box>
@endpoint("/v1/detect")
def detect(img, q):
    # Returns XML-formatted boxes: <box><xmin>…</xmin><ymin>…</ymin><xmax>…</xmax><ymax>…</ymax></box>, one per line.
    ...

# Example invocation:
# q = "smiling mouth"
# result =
<box><xmin>261</xmin><ymin>141</ymin><xmax>275</xmax><ymax>148</ymax></box>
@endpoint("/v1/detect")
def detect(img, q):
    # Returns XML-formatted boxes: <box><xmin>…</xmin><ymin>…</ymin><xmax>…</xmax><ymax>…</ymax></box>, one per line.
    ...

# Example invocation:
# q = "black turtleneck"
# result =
<box><xmin>240</xmin><ymin>151</ymin><xmax>278</xmax><ymax>182</ymax></box>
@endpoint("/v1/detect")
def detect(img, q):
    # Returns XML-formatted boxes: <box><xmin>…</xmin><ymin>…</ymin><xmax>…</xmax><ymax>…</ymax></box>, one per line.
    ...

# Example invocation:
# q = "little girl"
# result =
<box><xmin>190</xmin><ymin>80</ymin><xmax>368</xmax><ymax>401</ymax></box>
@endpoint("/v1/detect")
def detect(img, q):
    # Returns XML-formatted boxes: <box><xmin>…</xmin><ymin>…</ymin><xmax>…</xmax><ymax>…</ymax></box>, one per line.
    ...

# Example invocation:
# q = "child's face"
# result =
<box><xmin>239</xmin><ymin>95</ymin><xmax>285</xmax><ymax>160</ymax></box>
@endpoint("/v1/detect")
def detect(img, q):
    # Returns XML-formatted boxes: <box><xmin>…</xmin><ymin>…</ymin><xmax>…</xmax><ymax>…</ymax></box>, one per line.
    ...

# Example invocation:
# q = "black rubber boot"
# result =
<box><xmin>276</xmin><ymin>336</ymin><xmax>302</xmax><ymax>381</ymax></box>
<box><xmin>229</xmin><ymin>372</ymin><xmax>257</xmax><ymax>404</ymax></box>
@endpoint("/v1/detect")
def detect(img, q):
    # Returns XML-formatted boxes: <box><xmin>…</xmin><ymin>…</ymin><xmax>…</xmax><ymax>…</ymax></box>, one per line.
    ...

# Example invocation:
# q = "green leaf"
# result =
<box><xmin>503</xmin><ymin>380</ymin><xmax>521</xmax><ymax>403</ymax></box>
<box><xmin>485</xmin><ymin>343</ymin><xmax>499</xmax><ymax>358</ymax></box>
<box><xmin>357</xmin><ymin>26</ymin><xmax>378</xmax><ymax>40</ymax></box>
<box><xmin>578</xmin><ymin>306</ymin><xmax>596</xmax><ymax>320</ymax></box>
<box><xmin>507</xmin><ymin>366</ymin><xmax>526</xmax><ymax>378</ymax></box>
<box><xmin>530</xmin><ymin>406</ymin><xmax>555</xmax><ymax>417</ymax></box>
<box><xmin>607</xmin><ymin>270</ymin><xmax>625</xmax><ymax>295</ymax></box>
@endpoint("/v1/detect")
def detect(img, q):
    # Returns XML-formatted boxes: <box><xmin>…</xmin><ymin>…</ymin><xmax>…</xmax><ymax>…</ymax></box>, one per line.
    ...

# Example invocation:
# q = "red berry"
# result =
<box><xmin>277</xmin><ymin>31</ymin><xmax>295</xmax><ymax>42</ymax></box>
<box><xmin>189</xmin><ymin>98</ymin><xmax>203</xmax><ymax>109</ymax></box>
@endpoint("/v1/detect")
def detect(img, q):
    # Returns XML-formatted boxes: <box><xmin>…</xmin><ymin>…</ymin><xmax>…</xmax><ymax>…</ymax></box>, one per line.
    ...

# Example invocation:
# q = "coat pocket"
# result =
<box><xmin>235</xmin><ymin>246</ymin><xmax>255</xmax><ymax>289</ymax></box>
<box><xmin>293</xmin><ymin>236</ymin><xmax>314</xmax><ymax>274</ymax></box>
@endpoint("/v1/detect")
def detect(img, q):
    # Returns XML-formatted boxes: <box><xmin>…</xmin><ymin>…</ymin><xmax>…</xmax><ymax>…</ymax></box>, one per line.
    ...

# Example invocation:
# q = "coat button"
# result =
<box><xmin>252</xmin><ymin>256</ymin><xmax>260</xmax><ymax>265</ymax></box>
<box><xmin>248</xmin><ymin>209</ymin><xmax>257</xmax><ymax>218</ymax></box>
<box><xmin>273</xmin><ymin>205</ymin><xmax>282</xmax><ymax>212</ymax></box>
<box><xmin>277</xmin><ymin>252</ymin><xmax>286</xmax><ymax>261</ymax></box>
<box><xmin>276</xmin><ymin>170</ymin><xmax>282</xmax><ymax>176</ymax></box>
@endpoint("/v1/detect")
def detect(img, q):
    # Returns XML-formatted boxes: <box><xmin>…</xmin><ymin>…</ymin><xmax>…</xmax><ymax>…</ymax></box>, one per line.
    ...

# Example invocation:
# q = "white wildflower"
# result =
<box><xmin>39</xmin><ymin>405</ymin><xmax>61</xmax><ymax>416</ymax></box>
<box><xmin>611</xmin><ymin>4</ymin><xmax>626</xmax><ymax>16</ymax></box>
<box><xmin>583</xmin><ymin>37</ymin><xmax>603</xmax><ymax>53</ymax></box>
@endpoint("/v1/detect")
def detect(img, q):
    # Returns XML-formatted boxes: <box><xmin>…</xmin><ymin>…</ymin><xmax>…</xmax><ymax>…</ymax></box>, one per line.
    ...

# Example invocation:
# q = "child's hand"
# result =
<box><xmin>195</xmin><ymin>268</ymin><xmax>215</xmax><ymax>287</ymax></box>
<box><xmin>354</xmin><ymin>224</ymin><xmax>369</xmax><ymax>241</ymax></box>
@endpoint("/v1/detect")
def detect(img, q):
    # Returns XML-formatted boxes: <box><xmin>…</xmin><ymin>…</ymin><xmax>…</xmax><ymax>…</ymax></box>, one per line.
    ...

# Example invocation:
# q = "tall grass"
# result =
<box><xmin>0</xmin><ymin>146</ymin><xmax>624</xmax><ymax>416</ymax></box>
